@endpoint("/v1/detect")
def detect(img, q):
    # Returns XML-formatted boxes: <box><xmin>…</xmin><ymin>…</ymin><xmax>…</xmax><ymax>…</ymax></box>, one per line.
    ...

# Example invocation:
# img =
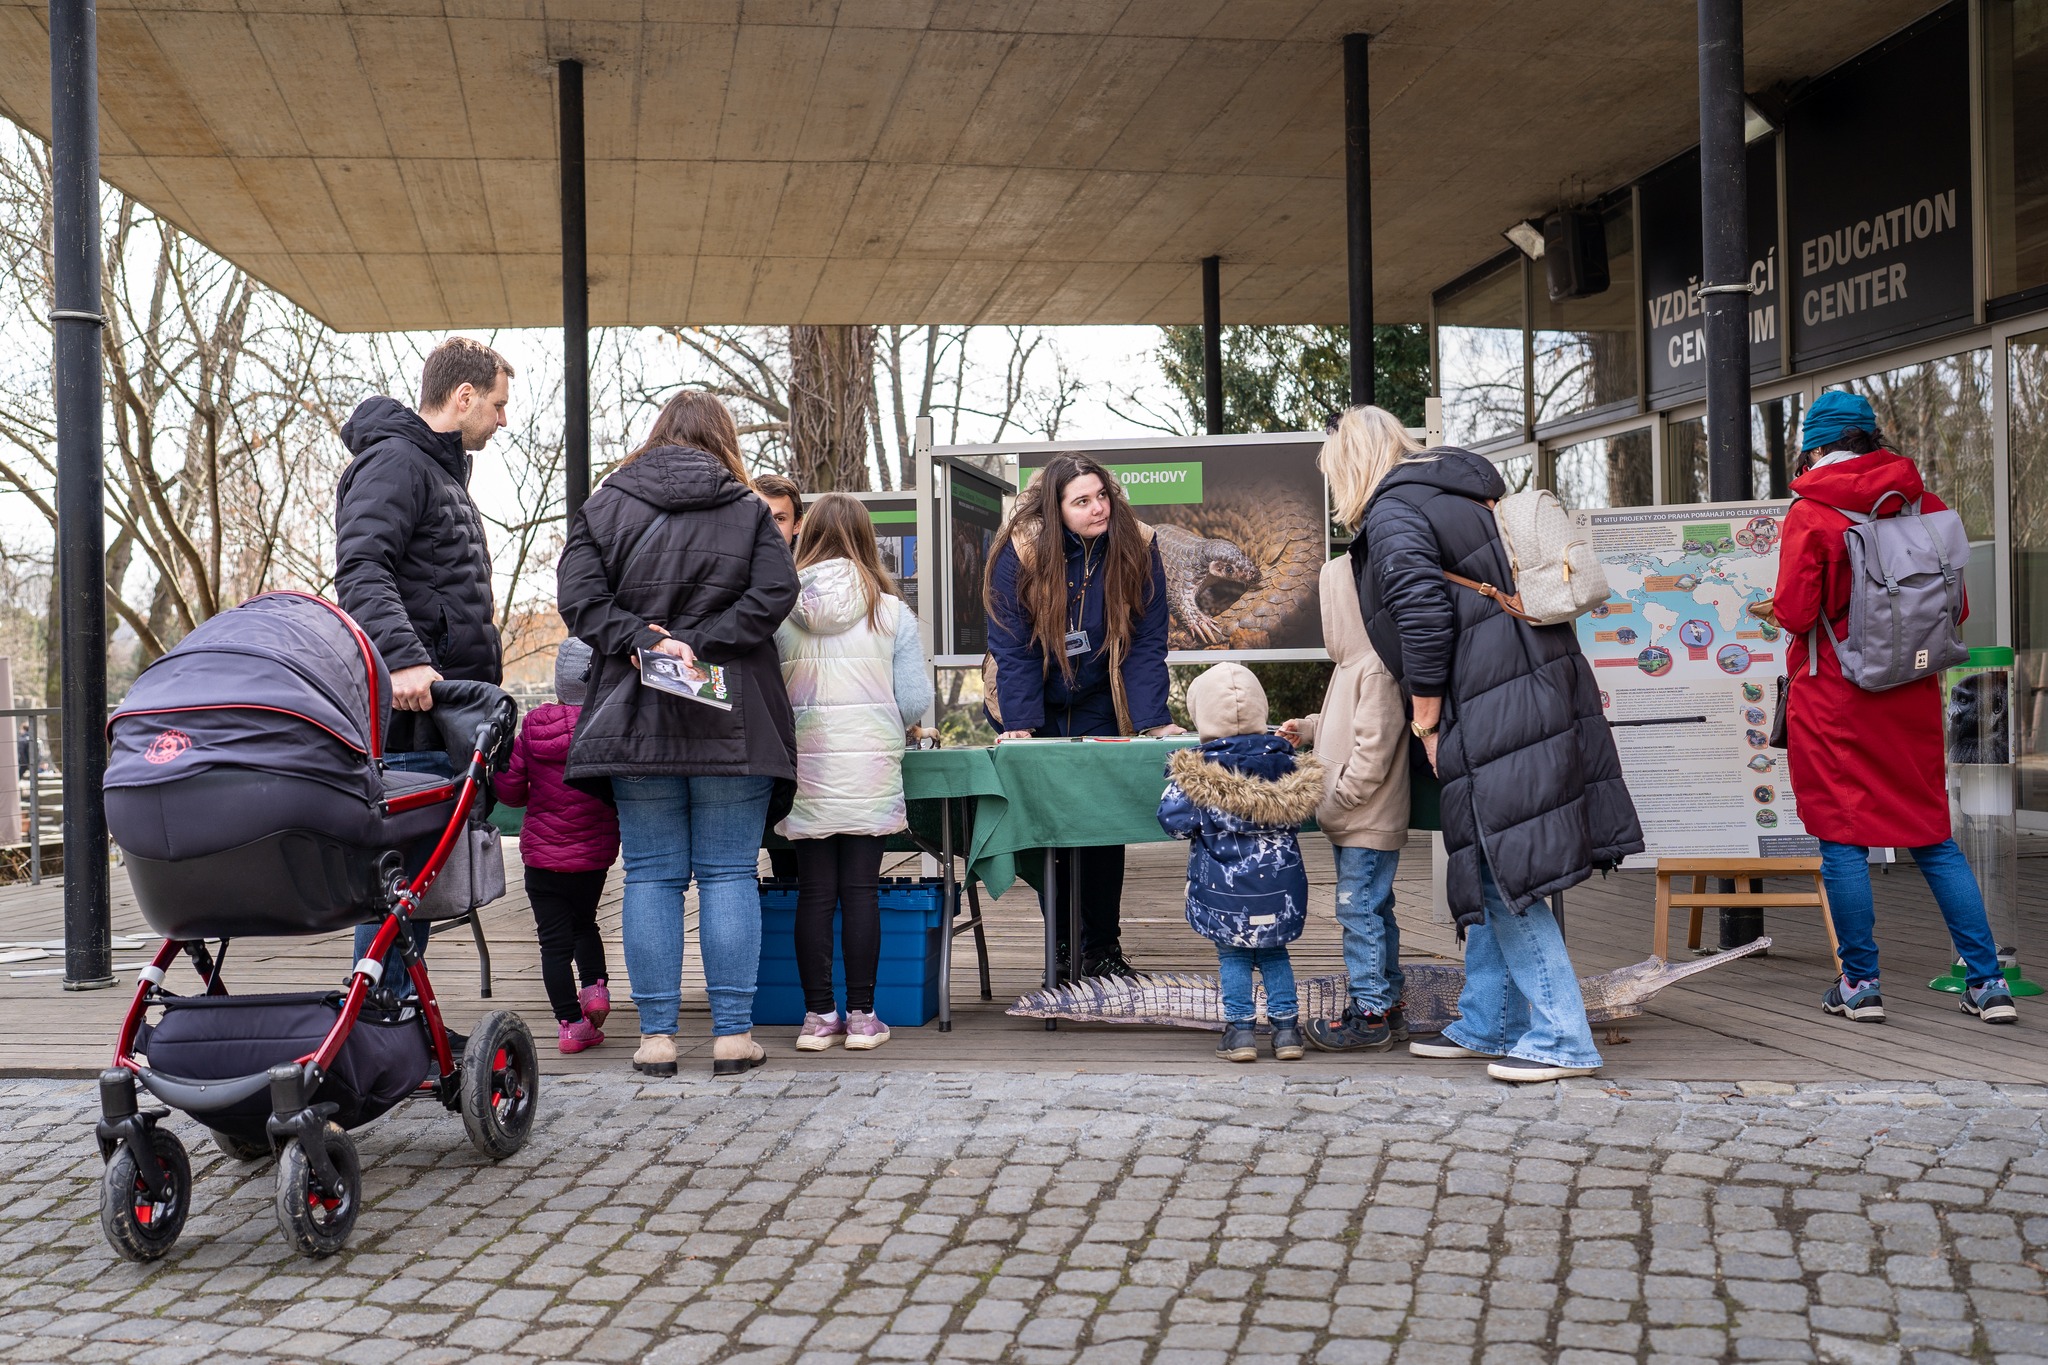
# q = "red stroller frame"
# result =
<box><xmin>93</xmin><ymin>593</ymin><xmax>538</xmax><ymax>1261</ymax></box>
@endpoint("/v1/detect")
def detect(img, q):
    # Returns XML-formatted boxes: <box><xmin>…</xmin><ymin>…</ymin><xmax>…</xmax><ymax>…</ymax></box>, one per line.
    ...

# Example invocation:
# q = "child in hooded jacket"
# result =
<box><xmin>1159</xmin><ymin>663</ymin><xmax>1324</xmax><ymax>1062</ymax></box>
<box><xmin>498</xmin><ymin>638</ymin><xmax>619</xmax><ymax>1054</ymax></box>
<box><xmin>775</xmin><ymin>494</ymin><xmax>935</xmax><ymax>1053</ymax></box>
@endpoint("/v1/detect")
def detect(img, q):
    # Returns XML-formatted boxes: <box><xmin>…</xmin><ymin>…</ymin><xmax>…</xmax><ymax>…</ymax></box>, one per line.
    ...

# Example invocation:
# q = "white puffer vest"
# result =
<box><xmin>775</xmin><ymin>558</ymin><xmax>911</xmax><ymax>839</ymax></box>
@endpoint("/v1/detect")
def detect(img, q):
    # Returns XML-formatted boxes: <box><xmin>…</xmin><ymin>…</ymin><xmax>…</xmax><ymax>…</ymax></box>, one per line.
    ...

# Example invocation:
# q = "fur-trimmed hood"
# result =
<box><xmin>1167</xmin><ymin>745</ymin><xmax>1324</xmax><ymax>827</ymax></box>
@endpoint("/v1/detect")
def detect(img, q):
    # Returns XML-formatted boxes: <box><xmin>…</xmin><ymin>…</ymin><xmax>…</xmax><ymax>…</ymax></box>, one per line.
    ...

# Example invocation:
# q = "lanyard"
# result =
<box><xmin>1070</xmin><ymin>537</ymin><xmax>1101</xmax><ymax>634</ymax></box>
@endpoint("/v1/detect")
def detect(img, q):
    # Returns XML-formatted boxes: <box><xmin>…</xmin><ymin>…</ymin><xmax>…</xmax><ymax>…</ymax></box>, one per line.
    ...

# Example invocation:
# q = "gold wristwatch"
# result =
<box><xmin>1410</xmin><ymin>719</ymin><xmax>1439</xmax><ymax>739</ymax></box>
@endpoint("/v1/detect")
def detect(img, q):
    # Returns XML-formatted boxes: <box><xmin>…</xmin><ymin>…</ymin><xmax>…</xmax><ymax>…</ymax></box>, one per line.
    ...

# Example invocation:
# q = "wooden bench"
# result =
<box><xmin>1652</xmin><ymin>856</ymin><xmax>1840</xmax><ymax>972</ymax></box>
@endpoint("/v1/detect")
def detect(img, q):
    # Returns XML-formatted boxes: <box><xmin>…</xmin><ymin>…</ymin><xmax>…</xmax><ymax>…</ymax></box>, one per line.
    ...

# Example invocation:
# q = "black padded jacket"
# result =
<box><xmin>556</xmin><ymin>446</ymin><xmax>799</xmax><ymax>802</ymax></box>
<box><xmin>1353</xmin><ymin>448</ymin><xmax>1643</xmax><ymax>929</ymax></box>
<box><xmin>334</xmin><ymin>397</ymin><xmax>501</xmax><ymax>684</ymax></box>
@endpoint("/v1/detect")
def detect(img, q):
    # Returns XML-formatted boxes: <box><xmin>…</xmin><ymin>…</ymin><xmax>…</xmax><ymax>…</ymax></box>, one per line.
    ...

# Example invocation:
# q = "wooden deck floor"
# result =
<box><xmin>3</xmin><ymin>835</ymin><xmax>2045</xmax><ymax>1082</ymax></box>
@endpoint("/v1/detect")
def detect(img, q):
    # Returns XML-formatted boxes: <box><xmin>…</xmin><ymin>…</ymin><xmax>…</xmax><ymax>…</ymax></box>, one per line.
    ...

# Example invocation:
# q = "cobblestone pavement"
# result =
<box><xmin>5</xmin><ymin>1071</ymin><xmax>2048</xmax><ymax>1365</ymax></box>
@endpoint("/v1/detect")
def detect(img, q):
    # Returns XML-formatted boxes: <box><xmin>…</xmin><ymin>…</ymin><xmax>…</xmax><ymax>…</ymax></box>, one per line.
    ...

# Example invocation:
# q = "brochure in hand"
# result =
<box><xmin>637</xmin><ymin>648</ymin><xmax>735</xmax><ymax>711</ymax></box>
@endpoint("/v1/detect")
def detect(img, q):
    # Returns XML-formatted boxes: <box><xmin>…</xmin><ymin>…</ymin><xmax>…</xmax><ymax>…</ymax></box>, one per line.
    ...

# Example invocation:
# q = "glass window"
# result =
<box><xmin>2009</xmin><ymin>328</ymin><xmax>2048</xmax><ymax>810</ymax></box>
<box><xmin>1665</xmin><ymin>396</ymin><xmax>1803</xmax><ymax>503</ymax></box>
<box><xmin>1830</xmin><ymin>348</ymin><xmax>1995</xmax><ymax>647</ymax></box>
<box><xmin>1550</xmin><ymin>428</ymin><xmax>1653</xmax><ymax>511</ymax></box>
<box><xmin>1985</xmin><ymin>0</ymin><xmax>2048</xmax><ymax>300</ymax></box>
<box><xmin>1496</xmin><ymin>450</ymin><xmax>1537</xmax><ymax>496</ymax></box>
<box><xmin>1436</xmin><ymin>259</ymin><xmax>1525</xmax><ymax>447</ymax></box>
<box><xmin>1533</xmin><ymin>200</ymin><xmax>1639</xmax><ymax>427</ymax></box>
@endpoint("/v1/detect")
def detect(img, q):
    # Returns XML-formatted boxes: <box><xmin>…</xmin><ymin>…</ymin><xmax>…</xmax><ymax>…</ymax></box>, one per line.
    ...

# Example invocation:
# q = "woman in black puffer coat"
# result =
<box><xmin>1354</xmin><ymin>444</ymin><xmax>1642</xmax><ymax>1083</ymax></box>
<box><xmin>557</xmin><ymin>391</ymin><xmax>798</xmax><ymax>1081</ymax></box>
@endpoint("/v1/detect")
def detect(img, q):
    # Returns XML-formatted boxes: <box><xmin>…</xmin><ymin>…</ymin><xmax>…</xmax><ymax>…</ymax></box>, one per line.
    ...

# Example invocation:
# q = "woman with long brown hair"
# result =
<box><xmin>557</xmin><ymin>389</ymin><xmax>798</xmax><ymax>1079</ymax></box>
<box><xmin>983</xmin><ymin>452</ymin><xmax>1180</xmax><ymax>977</ymax></box>
<box><xmin>774</xmin><ymin>494</ymin><xmax>934</xmax><ymax>1053</ymax></box>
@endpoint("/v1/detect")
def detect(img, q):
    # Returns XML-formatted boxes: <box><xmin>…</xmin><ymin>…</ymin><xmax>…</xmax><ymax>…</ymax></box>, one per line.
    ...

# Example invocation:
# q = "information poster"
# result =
<box><xmin>945</xmin><ymin>465</ymin><xmax>1007</xmax><ymax>656</ymax></box>
<box><xmin>851</xmin><ymin>493</ymin><xmax>918</xmax><ymax>613</ymax></box>
<box><xmin>1014</xmin><ymin>437</ymin><xmax>1328</xmax><ymax>659</ymax></box>
<box><xmin>1572</xmin><ymin>500</ymin><xmax>1818</xmax><ymax>864</ymax></box>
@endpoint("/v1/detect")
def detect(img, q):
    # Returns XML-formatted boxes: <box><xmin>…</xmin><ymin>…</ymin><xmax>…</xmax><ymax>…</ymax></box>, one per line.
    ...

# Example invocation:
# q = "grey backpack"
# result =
<box><xmin>1806</xmin><ymin>489</ymin><xmax>1969</xmax><ymax>691</ymax></box>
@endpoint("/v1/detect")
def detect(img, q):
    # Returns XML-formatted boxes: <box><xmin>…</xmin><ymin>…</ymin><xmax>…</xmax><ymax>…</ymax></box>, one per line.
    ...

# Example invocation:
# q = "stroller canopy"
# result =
<box><xmin>107</xmin><ymin>592</ymin><xmax>391</xmax><ymax>801</ymax></box>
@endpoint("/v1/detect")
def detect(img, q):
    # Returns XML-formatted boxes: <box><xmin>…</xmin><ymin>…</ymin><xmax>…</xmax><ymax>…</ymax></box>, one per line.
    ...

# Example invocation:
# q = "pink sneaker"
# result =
<box><xmin>796</xmin><ymin>1011</ymin><xmax>846</xmax><ymax>1052</ymax></box>
<box><xmin>578</xmin><ymin>980</ymin><xmax>610</xmax><ymax>1029</ymax></box>
<box><xmin>558</xmin><ymin>1018</ymin><xmax>605</xmax><ymax>1054</ymax></box>
<box><xmin>844</xmin><ymin>1010</ymin><xmax>890</xmax><ymax>1051</ymax></box>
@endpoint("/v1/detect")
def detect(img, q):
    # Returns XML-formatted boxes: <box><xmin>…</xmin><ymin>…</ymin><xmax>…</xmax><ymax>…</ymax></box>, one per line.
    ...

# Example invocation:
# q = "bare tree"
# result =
<box><xmin>0</xmin><ymin>128</ymin><xmax>362</xmax><ymax>691</ymax></box>
<box><xmin>787</xmin><ymin>325</ymin><xmax>876</xmax><ymax>493</ymax></box>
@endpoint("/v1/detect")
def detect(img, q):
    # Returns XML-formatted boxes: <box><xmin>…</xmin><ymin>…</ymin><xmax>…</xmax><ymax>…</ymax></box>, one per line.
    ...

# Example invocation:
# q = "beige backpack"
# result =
<box><xmin>1446</xmin><ymin>488</ymin><xmax>1609</xmax><ymax>627</ymax></box>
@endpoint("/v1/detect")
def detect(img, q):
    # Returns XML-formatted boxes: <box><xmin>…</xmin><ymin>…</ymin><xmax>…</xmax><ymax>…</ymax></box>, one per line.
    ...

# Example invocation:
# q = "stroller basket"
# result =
<box><xmin>138</xmin><ymin>991</ymin><xmax>434</xmax><ymax>1140</ymax></box>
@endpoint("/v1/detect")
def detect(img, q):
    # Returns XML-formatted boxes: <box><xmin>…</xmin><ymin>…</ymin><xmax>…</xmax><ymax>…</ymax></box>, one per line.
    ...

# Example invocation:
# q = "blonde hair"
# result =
<box><xmin>1320</xmin><ymin>405</ymin><xmax>1427</xmax><ymax>530</ymax></box>
<box><xmin>795</xmin><ymin>493</ymin><xmax>897</xmax><ymax>632</ymax></box>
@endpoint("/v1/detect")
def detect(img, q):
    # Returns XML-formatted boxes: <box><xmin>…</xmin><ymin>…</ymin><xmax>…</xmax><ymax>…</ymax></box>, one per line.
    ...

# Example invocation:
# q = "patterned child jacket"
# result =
<box><xmin>1157</xmin><ymin>734</ymin><xmax>1324</xmax><ymax>949</ymax></box>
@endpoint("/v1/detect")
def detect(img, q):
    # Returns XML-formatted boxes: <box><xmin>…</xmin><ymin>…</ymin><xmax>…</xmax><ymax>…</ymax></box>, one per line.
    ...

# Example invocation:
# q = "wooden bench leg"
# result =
<box><xmin>1814</xmin><ymin>873</ymin><xmax>1843</xmax><ymax>977</ymax></box>
<box><xmin>1686</xmin><ymin>874</ymin><xmax>1706</xmax><ymax>953</ymax></box>
<box><xmin>1653</xmin><ymin>874</ymin><xmax>1672</xmax><ymax>961</ymax></box>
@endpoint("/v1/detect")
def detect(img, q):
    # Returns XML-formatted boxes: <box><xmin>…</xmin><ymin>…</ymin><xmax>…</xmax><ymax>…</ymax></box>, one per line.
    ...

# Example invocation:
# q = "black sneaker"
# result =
<box><xmin>1487</xmin><ymin>1056</ymin><xmax>1599</xmax><ymax>1083</ymax></box>
<box><xmin>1963</xmin><ymin>980</ymin><xmax>2019</xmax><ymax>1024</ymax></box>
<box><xmin>1408</xmin><ymin>1032</ymin><xmax>1502</xmax><ymax>1060</ymax></box>
<box><xmin>1084</xmin><ymin>950</ymin><xmax>1139</xmax><ymax>979</ymax></box>
<box><xmin>1305</xmin><ymin>1004</ymin><xmax>1394</xmax><ymax>1053</ymax></box>
<box><xmin>1270</xmin><ymin>1017</ymin><xmax>1305</xmax><ymax>1061</ymax></box>
<box><xmin>1386</xmin><ymin>1002</ymin><xmax>1410</xmax><ymax>1043</ymax></box>
<box><xmin>1216</xmin><ymin>1022</ymin><xmax>1258</xmax><ymax>1063</ymax></box>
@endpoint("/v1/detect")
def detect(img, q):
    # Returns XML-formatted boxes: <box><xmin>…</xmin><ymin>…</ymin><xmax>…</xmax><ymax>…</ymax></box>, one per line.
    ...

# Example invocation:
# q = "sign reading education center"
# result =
<box><xmin>1572</xmin><ymin>501</ymin><xmax>1817</xmax><ymax>863</ymax></box>
<box><xmin>1784</xmin><ymin>4</ymin><xmax>1973</xmax><ymax>370</ymax></box>
<box><xmin>991</xmin><ymin>436</ymin><xmax>1329</xmax><ymax>660</ymax></box>
<box><xmin>1639</xmin><ymin>138</ymin><xmax>1784</xmax><ymax>406</ymax></box>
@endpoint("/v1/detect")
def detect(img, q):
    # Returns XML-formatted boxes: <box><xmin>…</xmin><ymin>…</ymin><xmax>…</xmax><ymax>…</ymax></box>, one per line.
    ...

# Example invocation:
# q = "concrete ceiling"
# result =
<box><xmin>0</xmin><ymin>0</ymin><xmax>1939</xmax><ymax>332</ymax></box>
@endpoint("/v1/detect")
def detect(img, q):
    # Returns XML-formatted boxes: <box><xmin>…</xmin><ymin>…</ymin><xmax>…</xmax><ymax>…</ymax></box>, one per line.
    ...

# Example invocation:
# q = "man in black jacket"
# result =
<box><xmin>335</xmin><ymin>336</ymin><xmax>513</xmax><ymax>988</ymax></box>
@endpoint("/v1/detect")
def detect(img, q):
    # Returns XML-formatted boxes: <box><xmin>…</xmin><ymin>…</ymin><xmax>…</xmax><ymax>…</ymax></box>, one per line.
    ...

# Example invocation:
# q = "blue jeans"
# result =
<box><xmin>1217</xmin><ymin>943</ymin><xmax>1297</xmax><ymax>1024</ymax></box>
<box><xmin>1819</xmin><ymin>838</ymin><xmax>2002</xmax><ymax>988</ymax></box>
<box><xmin>613</xmin><ymin>775</ymin><xmax>775</xmax><ymax>1036</ymax></box>
<box><xmin>1443</xmin><ymin>859</ymin><xmax>1602</xmax><ymax>1068</ymax></box>
<box><xmin>352</xmin><ymin>750</ymin><xmax>452</xmax><ymax>992</ymax></box>
<box><xmin>1333</xmin><ymin>845</ymin><xmax>1404</xmax><ymax>1014</ymax></box>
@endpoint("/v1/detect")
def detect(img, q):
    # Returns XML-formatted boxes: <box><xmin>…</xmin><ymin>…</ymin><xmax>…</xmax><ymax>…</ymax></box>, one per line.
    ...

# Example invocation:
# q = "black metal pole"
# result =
<box><xmin>1201</xmin><ymin>255</ymin><xmax>1223</xmax><ymax>434</ymax></box>
<box><xmin>1344</xmin><ymin>32</ymin><xmax>1374</xmax><ymax>407</ymax></box>
<box><xmin>1699</xmin><ymin>0</ymin><xmax>1760</xmax><ymax>949</ymax></box>
<box><xmin>559</xmin><ymin>59</ymin><xmax>590</xmax><ymax>523</ymax></box>
<box><xmin>52</xmin><ymin>0</ymin><xmax>112</xmax><ymax>990</ymax></box>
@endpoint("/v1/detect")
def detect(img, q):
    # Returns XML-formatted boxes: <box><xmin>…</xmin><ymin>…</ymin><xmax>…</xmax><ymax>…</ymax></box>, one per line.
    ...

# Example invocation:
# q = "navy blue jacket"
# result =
<box><xmin>985</xmin><ymin>526</ymin><xmax>1171</xmax><ymax>735</ymax></box>
<box><xmin>1157</xmin><ymin>735</ymin><xmax>1324</xmax><ymax>949</ymax></box>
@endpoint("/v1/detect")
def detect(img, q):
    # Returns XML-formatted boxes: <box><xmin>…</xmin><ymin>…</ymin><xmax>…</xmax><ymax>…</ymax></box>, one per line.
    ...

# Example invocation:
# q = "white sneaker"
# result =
<box><xmin>844</xmin><ymin>1010</ymin><xmax>890</xmax><ymax>1050</ymax></box>
<box><xmin>1408</xmin><ymin>1032</ymin><xmax>1502</xmax><ymax>1060</ymax></box>
<box><xmin>1487</xmin><ymin>1057</ymin><xmax>1599</xmax><ymax>1083</ymax></box>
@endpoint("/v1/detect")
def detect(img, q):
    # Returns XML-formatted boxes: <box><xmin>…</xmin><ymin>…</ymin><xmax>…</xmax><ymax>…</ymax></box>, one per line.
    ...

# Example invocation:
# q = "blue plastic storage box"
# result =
<box><xmin>753</xmin><ymin>877</ymin><xmax>945</xmax><ymax>1027</ymax></box>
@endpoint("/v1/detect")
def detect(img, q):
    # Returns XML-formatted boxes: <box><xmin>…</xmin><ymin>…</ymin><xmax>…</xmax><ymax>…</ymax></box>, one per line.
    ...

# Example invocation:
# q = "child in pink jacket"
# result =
<box><xmin>498</xmin><ymin>639</ymin><xmax>620</xmax><ymax>1054</ymax></box>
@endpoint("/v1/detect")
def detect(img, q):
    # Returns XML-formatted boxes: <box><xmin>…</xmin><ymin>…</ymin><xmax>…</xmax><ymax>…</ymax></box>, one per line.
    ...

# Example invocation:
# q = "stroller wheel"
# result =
<box><xmin>275</xmin><ymin>1122</ymin><xmax>360</xmax><ymax>1257</ymax></box>
<box><xmin>210</xmin><ymin>1128</ymin><xmax>271</xmax><ymax>1163</ymax></box>
<box><xmin>101</xmin><ymin>1125</ymin><xmax>191</xmax><ymax>1262</ymax></box>
<box><xmin>461</xmin><ymin>1010</ymin><xmax>539</xmax><ymax>1160</ymax></box>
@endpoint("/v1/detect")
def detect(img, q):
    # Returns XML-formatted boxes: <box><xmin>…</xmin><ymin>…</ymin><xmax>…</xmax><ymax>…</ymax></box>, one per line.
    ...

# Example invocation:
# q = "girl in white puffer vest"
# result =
<box><xmin>775</xmin><ymin>494</ymin><xmax>934</xmax><ymax>1052</ymax></box>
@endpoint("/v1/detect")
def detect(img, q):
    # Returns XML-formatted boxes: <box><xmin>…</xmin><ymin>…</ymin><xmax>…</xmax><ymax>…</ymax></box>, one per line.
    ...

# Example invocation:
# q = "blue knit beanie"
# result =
<box><xmin>1800</xmin><ymin>390</ymin><xmax>1877</xmax><ymax>452</ymax></box>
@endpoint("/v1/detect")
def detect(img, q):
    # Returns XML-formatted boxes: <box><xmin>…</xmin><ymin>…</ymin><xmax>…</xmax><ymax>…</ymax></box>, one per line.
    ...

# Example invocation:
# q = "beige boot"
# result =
<box><xmin>632</xmin><ymin>1033</ymin><xmax>677</xmax><ymax>1077</ymax></box>
<box><xmin>711</xmin><ymin>1031</ymin><xmax>766</xmax><ymax>1078</ymax></box>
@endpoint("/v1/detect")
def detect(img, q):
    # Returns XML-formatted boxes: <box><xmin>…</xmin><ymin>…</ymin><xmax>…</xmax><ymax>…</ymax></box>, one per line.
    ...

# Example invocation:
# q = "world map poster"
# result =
<box><xmin>1571</xmin><ymin>500</ymin><xmax>1820</xmax><ymax>864</ymax></box>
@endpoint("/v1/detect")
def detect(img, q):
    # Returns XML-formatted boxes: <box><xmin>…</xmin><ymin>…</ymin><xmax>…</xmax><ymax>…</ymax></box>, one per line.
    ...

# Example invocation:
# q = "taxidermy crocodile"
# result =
<box><xmin>1007</xmin><ymin>938</ymin><xmax>1771</xmax><ymax>1031</ymax></box>
<box><xmin>1152</xmin><ymin>523</ymin><xmax>1262</xmax><ymax>645</ymax></box>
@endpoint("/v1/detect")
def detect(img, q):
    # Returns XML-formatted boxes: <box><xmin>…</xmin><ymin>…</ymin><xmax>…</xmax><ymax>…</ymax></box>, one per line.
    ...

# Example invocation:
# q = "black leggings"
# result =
<box><xmin>525</xmin><ymin>866</ymin><xmax>610</xmax><ymax>1023</ymax></box>
<box><xmin>792</xmin><ymin>834</ymin><xmax>886</xmax><ymax>1014</ymax></box>
<box><xmin>1052</xmin><ymin>844</ymin><xmax>1125</xmax><ymax>961</ymax></box>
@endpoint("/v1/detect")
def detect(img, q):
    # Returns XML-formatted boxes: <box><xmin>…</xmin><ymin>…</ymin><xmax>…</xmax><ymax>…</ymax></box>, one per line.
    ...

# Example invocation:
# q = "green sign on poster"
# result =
<box><xmin>1100</xmin><ymin>462</ymin><xmax>1203</xmax><ymax>505</ymax></box>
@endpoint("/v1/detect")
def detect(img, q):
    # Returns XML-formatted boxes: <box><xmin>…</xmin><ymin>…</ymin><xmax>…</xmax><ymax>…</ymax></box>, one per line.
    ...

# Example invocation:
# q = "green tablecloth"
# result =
<box><xmin>902</xmin><ymin>740</ymin><xmax>1442</xmax><ymax>901</ymax></box>
<box><xmin>905</xmin><ymin>739</ymin><xmax>1194</xmax><ymax>898</ymax></box>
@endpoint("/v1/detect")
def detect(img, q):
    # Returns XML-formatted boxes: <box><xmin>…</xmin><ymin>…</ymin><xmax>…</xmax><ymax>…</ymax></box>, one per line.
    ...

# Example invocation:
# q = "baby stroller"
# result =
<box><xmin>95</xmin><ymin>590</ymin><xmax>535</xmax><ymax>1260</ymax></box>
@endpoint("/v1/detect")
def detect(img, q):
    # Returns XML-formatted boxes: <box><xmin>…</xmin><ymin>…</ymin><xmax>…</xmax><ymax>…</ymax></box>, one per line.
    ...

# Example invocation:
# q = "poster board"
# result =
<box><xmin>847</xmin><ymin>491</ymin><xmax>918</xmax><ymax>613</ymax></box>
<box><xmin>938</xmin><ymin>460</ymin><xmax>1010</xmax><ymax>661</ymax></box>
<box><xmin>935</xmin><ymin>432</ymin><xmax>1330</xmax><ymax>663</ymax></box>
<box><xmin>1571</xmin><ymin>500</ymin><xmax>1819</xmax><ymax>865</ymax></box>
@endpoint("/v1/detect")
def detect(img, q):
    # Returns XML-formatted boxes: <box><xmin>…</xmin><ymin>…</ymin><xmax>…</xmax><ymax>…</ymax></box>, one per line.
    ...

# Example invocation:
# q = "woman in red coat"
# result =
<box><xmin>1768</xmin><ymin>389</ymin><xmax>2013</xmax><ymax>1027</ymax></box>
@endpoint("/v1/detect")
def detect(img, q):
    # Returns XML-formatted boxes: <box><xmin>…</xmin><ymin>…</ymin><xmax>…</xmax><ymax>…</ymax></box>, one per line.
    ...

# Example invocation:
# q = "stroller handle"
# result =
<box><xmin>424</xmin><ymin>681</ymin><xmax>518</xmax><ymax>773</ymax></box>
